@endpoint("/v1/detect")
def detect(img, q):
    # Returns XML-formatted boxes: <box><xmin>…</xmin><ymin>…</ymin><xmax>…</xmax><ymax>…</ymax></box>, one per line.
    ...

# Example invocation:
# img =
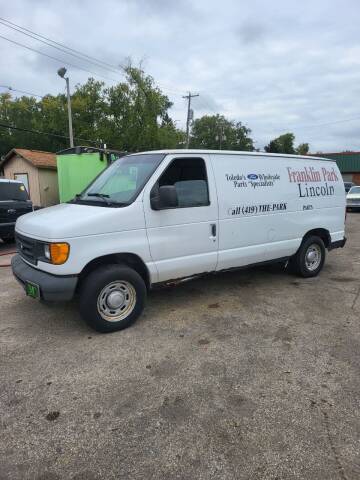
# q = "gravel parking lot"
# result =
<box><xmin>1</xmin><ymin>215</ymin><xmax>359</xmax><ymax>480</ymax></box>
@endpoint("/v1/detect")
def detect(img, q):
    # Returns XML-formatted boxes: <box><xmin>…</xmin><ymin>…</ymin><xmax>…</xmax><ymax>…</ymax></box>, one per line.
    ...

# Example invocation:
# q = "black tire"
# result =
<box><xmin>290</xmin><ymin>235</ymin><xmax>326</xmax><ymax>278</ymax></box>
<box><xmin>79</xmin><ymin>264</ymin><xmax>147</xmax><ymax>333</ymax></box>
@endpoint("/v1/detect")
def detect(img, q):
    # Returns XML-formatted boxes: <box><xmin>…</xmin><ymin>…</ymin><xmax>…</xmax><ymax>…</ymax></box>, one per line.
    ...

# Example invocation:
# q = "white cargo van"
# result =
<box><xmin>12</xmin><ymin>150</ymin><xmax>346</xmax><ymax>332</ymax></box>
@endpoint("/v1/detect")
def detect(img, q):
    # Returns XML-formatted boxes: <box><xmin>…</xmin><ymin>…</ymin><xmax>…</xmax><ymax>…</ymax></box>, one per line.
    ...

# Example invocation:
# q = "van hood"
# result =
<box><xmin>15</xmin><ymin>202</ymin><xmax>145</xmax><ymax>240</ymax></box>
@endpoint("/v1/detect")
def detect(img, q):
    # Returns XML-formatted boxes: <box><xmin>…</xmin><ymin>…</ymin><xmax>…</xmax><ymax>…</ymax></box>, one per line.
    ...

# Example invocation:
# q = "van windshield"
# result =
<box><xmin>0</xmin><ymin>182</ymin><xmax>29</xmax><ymax>201</ymax></box>
<box><xmin>77</xmin><ymin>153</ymin><xmax>165</xmax><ymax>206</ymax></box>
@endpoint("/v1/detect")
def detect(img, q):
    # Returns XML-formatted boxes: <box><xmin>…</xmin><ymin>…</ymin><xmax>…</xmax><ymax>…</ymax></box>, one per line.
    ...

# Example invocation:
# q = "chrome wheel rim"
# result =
<box><xmin>305</xmin><ymin>244</ymin><xmax>322</xmax><ymax>271</ymax></box>
<box><xmin>97</xmin><ymin>281</ymin><xmax>136</xmax><ymax>322</ymax></box>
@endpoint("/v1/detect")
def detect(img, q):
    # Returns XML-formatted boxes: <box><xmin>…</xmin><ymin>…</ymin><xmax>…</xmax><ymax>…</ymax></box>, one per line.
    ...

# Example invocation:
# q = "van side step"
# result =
<box><xmin>328</xmin><ymin>238</ymin><xmax>347</xmax><ymax>250</ymax></box>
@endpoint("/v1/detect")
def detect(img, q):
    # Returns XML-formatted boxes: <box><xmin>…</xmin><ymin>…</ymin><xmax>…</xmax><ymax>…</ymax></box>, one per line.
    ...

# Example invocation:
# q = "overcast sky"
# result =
<box><xmin>1</xmin><ymin>0</ymin><xmax>360</xmax><ymax>152</ymax></box>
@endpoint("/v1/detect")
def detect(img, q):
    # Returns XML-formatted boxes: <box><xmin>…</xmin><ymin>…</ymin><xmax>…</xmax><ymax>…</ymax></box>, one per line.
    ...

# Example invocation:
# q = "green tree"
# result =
<box><xmin>0</xmin><ymin>92</ymin><xmax>62</xmax><ymax>153</ymax></box>
<box><xmin>264</xmin><ymin>133</ymin><xmax>310</xmax><ymax>155</ymax></box>
<box><xmin>190</xmin><ymin>114</ymin><xmax>254</xmax><ymax>151</ymax></box>
<box><xmin>115</xmin><ymin>66</ymin><xmax>181</xmax><ymax>151</ymax></box>
<box><xmin>264</xmin><ymin>133</ymin><xmax>296</xmax><ymax>154</ymax></box>
<box><xmin>296</xmin><ymin>143</ymin><xmax>309</xmax><ymax>155</ymax></box>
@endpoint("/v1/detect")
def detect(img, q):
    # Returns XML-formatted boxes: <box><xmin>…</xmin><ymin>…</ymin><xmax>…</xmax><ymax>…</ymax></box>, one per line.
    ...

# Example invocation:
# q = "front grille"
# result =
<box><xmin>15</xmin><ymin>233</ymin><xmax>39</xmax><ymax>265</ymax></box>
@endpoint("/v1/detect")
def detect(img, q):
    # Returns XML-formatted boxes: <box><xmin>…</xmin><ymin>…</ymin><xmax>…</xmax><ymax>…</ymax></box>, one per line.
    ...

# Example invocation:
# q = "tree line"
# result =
<box><xmin>0</xmin><ymin>67</ymin><xmax>308</xmax><ymax>157</ymax></box>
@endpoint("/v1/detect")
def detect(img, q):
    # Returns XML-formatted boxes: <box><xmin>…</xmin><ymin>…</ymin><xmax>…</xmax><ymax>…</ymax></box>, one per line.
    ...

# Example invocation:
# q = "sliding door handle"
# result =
<box><xmin>210</xmin><ymin>223</ymin><xmax>217</xmax><ymax>237</ymax></box>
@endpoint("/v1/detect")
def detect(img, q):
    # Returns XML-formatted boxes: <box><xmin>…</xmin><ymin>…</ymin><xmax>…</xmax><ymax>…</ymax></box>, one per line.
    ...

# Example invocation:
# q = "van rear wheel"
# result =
<box><xmin>79</xmin><ymin>264</ymin><xmax>147</xmax><ymax>333</ymax></box>
<box><xmin>290</xmin><ymin>235</ymin><xmax>326</xmax><ymax>278</ymax></box>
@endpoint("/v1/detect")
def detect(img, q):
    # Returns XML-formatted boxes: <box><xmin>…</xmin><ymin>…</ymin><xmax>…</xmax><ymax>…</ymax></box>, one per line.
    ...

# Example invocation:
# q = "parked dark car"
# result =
<box><xmin>344</xmin><ymin>181</ymin><xmax>355</xmax><ymax>193</ymax></box>
<box><xmin>0</xmin><ymin>179</ymin><xmax>33</xmax><ymax>243</ymax></box>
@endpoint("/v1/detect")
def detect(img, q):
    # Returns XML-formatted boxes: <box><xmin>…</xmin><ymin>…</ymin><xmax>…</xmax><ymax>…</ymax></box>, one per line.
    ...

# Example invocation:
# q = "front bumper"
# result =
<box><xmin>346</xmin><ymin>199</ymin><xmax>360</xmax><ymax>208</ymax></box>
<box><xmin>11</xmin><ymin>254</ymin><xmax>78</xmax><ymax>301</ymax></box>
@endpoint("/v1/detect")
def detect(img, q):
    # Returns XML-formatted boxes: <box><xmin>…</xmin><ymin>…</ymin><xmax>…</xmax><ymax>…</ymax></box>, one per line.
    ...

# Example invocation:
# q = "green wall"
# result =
<box><xmin>316</xmin><ymin>153</ymin><xmax>360</xmax><ymax>173</ymax></box>
<box><xmin>56</xmin><ymin>152</ymin><xmax>108</xmax><ymax>203</ymax></box>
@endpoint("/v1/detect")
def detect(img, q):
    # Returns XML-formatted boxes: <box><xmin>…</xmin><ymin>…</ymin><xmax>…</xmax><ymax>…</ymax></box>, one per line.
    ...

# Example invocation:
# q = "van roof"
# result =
<box><xmin>129</xmin><ymin>149</ymin><xmax>335</xmax><ymax>162</ymax></box>
<box><xmin>0</xmin><ymin>178</ymin><xmax>23</xmax><ymax>184</ymax></box>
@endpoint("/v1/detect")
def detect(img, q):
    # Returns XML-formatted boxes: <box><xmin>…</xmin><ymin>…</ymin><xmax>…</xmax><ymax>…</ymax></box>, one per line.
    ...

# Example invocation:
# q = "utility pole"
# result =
<box><xmin>183</xmin><ymin>92</ymin><xmax>199</xmax><ymax>148</ymax></box>
<box><xmin>64</xmin><ymin>77</ymin><xmax>74</xmax><ymax>148</ymax></box>
<box><xmin>57</xmin><ymin>67</ymin><xmax>74</xmax><ymax>148</ymax></box>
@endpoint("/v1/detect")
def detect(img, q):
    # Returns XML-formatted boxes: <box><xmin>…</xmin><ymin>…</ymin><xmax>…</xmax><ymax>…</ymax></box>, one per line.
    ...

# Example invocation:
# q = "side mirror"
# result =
<box><xmin>151</xmin><ymin>185</ymin><xmax>178</xmax><ymax>210</ymax></box>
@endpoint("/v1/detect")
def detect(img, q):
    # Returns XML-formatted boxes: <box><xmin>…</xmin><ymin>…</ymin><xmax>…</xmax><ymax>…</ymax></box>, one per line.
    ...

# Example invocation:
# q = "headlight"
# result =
<box><xmin>43</xmin><ymin>242</ymin><xmax>70</xmax><ymax>265</ymax></box>
<box><xmin>44</xmin><ymin>244</ymin><xmax>51</xmax><ymax>260</ymax></box>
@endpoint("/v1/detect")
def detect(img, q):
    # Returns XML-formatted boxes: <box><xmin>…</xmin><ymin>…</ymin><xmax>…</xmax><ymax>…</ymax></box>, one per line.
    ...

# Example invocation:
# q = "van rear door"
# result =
<box><xmin>143</xmin><ymin>154</ymin><xmax>218</xmax><ymax>282</ymax></box>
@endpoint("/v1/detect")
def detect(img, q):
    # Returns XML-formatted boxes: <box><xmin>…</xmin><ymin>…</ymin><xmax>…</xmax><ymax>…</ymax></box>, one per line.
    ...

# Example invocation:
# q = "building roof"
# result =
<box><xmin>314</xmin><ymin>152</ymin><xmax>360</xmax><ymax>173</ymax></box>
<box><xmin>1</xmin><ymin>148</ymin><xmax>57</xmax><ymax>170</ymax></box>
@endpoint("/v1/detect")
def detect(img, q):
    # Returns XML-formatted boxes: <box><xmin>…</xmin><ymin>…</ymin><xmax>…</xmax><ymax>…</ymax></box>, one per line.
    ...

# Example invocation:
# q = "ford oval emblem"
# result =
<box><xmin>247</xmin><ymin>174</ymin><xmax>258</xmax><ymax>180</ymax></box>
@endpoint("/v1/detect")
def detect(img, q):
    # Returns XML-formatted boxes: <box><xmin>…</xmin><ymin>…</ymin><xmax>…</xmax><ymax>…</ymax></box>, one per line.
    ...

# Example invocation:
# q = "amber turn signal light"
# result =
<box><xmin>49</xmin><ymin>243</ymin><xmax>70</xmax><ymax>265</ymax></box>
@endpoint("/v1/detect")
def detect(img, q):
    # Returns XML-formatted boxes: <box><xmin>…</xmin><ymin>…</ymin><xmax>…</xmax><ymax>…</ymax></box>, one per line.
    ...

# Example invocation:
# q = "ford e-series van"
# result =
<box><xmin>12</xmin><ymin>150</ymin><xmax>346</xmax><ymax>332</ymax></box>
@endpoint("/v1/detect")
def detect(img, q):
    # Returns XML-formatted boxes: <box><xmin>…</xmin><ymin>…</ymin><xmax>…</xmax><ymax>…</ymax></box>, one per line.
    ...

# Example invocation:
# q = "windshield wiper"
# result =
<box><xmin>86</xmin><ymin>192</ymin><xmax>120</xmax><ymax>206</ymax></box>
<box><xmin>87</xmin><ymin>192</ymin><xmax>111</xmax><ymax>205</ymax></box>
<box><xmin>71</xmin><ymin>193</ymin><xmax>128</xmax><ymax>207</ymax></box>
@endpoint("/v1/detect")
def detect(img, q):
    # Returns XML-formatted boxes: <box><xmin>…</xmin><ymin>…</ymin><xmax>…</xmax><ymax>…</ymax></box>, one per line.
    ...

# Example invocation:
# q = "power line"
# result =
<box><xmin>0</xmin><ymin>84</ymin><xmax>43</xmax><ymax>98</ymax></box>
<box><xmin>0</xmin><ymin>19</ymin><xmax>215</xmax><ymax>112</ymax></box>
<box><xmin>0</xmin><ymin>18</ymin><xmax>183</xmax><ymax>94</ymax></box>
<box><xmin>0</xmin><ymin>121</ymin><xmax>101</xmax><ymax>146</ymax></box>
<box><xmin>0</xmin><ymin>33</ymin><xmax>118</xmax><ymax>82</ymax></box>
<box><xmin>0</xmin><ymin>30</ymin><xmax>184</xmax><ymax>99</ymax></box>
<box><xmin>0</xmin><ymin>18</ymin><xmax>124</xmax><ymax>76</ymax></box>
<box><xmin>0</xmin><ymin>18</ymin><xmax>197</xmax><ymax>99</ymax></box>
<box><xmin>279</xmin><ymin>115</ymin><xmax>360</xmax><ymax>132</ymax></box>
<box><xmin>0</xmin><ymin>17</ymin><xmax>123</xmax><ymax>73</ymax></box>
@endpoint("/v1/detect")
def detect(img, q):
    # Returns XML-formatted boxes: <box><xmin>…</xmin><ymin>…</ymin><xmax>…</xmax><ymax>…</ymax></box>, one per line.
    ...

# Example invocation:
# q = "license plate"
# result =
<box><xmin>25</xmin><ymin>281</ymin><xmax>40</xmax><ymax>299</ymax></box>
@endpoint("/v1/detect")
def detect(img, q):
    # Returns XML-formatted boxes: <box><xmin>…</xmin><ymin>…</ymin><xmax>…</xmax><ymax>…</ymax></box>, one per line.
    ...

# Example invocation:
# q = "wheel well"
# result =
<box><xmin>78</xmin><ymin>253</ymin><xmax>150</xmax><ymax>291</ymax></box>
<box><xmin>303</xmin><ymin>228</ymin><xmax>331</xmax><ymax>248</ymax></box>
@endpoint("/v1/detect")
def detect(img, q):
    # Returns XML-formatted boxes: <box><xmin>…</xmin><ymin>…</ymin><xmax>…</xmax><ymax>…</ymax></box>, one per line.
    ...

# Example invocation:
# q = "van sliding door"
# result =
<box><xmin>211</xmin><ymin>154</ymin><xmax>282</xmax><ymax>270</ymax></box>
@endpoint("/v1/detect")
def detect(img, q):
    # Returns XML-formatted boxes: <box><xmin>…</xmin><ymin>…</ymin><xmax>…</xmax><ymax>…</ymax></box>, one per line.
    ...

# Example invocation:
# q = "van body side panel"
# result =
<box><xmin>143</xmin><ymin>154</ymin><xmax>219</xmax><ymax>282</ymax></box>
<box><xmin>210</xmin><ymin>154</ymin><xmax>345</xmax><ymax>271</ymax></box>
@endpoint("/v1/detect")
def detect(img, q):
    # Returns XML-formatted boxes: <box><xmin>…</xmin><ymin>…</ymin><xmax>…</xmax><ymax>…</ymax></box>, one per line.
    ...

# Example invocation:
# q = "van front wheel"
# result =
<box><xmin>290</xmin><ymin>236</ymin><xmax>326</xmax><ymax>278</ymax></box>
<box><xmin>79</xmin><ymin>265</ymin><xmax>147</xmax><ymax>333</ymax></box>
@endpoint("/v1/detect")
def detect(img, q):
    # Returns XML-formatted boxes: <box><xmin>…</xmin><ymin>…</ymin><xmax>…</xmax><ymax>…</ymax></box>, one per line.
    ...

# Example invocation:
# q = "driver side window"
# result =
<box><xmin>158</xmin><ymin>157</ymin><xmax>209</xmax><ymax>208</ymax></box>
